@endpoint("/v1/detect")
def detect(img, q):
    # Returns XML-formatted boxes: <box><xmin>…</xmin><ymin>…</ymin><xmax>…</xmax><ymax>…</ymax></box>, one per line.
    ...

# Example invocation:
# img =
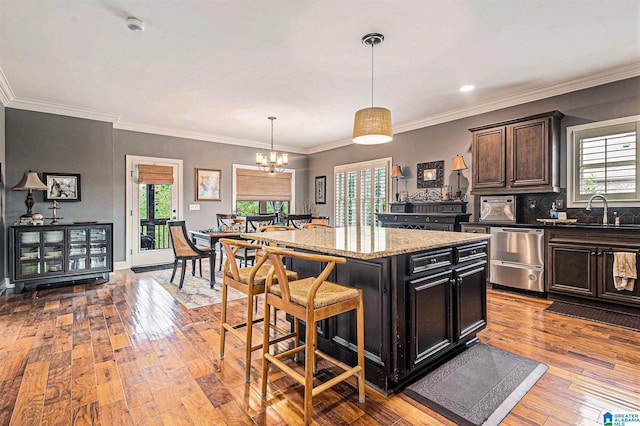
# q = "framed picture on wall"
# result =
<box><xmin>196</xmin><ymin>168</ymin><xmax>222</xmax><ymax>201</ymax></box>
<box><xmin>417</xmin><ymin>161</ymin><xmax>444</xmax><ymax>188</ymax></box>
<box><xmin>43</xmin><ymin>173</ymin><xmax>81</xmax><ymax>201</ymax></box>
<box><xmin>315</xmin><ymin>176</ymin><xmax>326</xmax><ymax>204</ymax></box>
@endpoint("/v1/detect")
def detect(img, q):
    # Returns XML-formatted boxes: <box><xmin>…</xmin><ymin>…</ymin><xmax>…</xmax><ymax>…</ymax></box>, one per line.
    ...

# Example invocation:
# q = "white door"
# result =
<box><xmin>126</xmin><ymin>155</ymin><xmax>183</xmax><ymax>267</ymax></box>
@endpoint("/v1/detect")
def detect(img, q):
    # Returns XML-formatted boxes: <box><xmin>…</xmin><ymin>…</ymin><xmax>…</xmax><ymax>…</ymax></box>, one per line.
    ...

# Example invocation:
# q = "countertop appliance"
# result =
<box><xmin>490</xmin><ymin>226</ymin><xmax>545</xmax><ymax>292</ymax></box>
<box><xmin>479</xmin><ymin>195</ymin><xmax>517</xmax><ymax>224</ymax></box>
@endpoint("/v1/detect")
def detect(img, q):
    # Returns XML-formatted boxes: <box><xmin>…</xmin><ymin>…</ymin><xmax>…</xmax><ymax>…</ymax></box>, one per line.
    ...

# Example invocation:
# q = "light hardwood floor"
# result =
<box><xmin>1</xmin><ymin>268</ymin><xmax>639</xmax><ymax>425</ymax></box>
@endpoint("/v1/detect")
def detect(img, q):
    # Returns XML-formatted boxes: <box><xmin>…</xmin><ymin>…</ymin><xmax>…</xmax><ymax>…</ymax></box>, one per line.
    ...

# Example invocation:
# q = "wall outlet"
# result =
<box><xmin>555</xmin><ymin>199</ymin><xmax>563</xmax><ymax>209</ymax></box>
<box><xmin>189</xmin><ymin>204</ymin><xmax>200</xmax><ymax>211</ymax></box>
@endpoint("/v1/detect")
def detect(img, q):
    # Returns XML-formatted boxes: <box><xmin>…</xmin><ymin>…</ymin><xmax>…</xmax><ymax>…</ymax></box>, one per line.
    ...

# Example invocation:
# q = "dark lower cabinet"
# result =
<box><xmin>287</xmin><ymin>240</ymin><xmax>488</xmax><ymax>394</ymax></box>
<box><xmin>10</xmin><ymin>223</ymin><xmax>113</xmax><ymax>292</ymax></box>
<box><xmin>546</xmin><ymin>228</ymin><xmax>640</xmax><ymax>308</ymax></box>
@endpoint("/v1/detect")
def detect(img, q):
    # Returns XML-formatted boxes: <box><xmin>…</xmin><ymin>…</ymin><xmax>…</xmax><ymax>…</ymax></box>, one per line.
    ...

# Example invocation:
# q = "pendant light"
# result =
<box><xmin>255</xmin><ymin>116</ymin><xmax>289</xmax><ymax>174</ymax></box>
<box><xmin>352</xmin><ymin>33</ymin><xmax>393</xmax><ymax>145</ymax></box>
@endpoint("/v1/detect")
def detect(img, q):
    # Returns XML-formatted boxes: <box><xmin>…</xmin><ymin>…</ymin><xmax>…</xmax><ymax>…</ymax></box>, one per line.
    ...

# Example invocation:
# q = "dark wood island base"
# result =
<box><xmin>247</xmin><ymin>226</ymin><xmax>489</xmax><ymax>394</ymax></box>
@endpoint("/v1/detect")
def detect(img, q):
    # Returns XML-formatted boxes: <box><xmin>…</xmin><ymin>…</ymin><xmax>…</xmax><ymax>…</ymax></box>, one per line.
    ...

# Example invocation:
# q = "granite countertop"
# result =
<box><xmin>243</xmin><ymin>226</ymin><xmax>489</xmax><ymax>260</ymax></box>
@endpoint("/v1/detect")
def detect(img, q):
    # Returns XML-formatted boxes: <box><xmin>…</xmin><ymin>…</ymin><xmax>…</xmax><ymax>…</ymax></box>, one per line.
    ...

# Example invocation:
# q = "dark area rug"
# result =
<box><xmin>404</xmin><ymin>343</ymin><xmax>547</xmax><ymax>426</ymax></box>
<box><xmin>131</xmin><ymin>263</ymin><xmax>175</xmax><ymax>273</ymax></box>
<box><xmin>544</xmin><ymin>301</ymin><xmax>640</xmax><ymax>332</ymax></box>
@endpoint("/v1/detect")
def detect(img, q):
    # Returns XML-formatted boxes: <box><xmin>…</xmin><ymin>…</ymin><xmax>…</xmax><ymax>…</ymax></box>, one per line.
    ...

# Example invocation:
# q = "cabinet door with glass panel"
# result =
<box><xmin>68</xmin><ymin>225</ymin><xmax>110</xmax><ymax>272</ymax></box>
<box><xmin>16</xmin><ymin>228</ymin><xmax>65</xmax><ymax>279</ymax></box>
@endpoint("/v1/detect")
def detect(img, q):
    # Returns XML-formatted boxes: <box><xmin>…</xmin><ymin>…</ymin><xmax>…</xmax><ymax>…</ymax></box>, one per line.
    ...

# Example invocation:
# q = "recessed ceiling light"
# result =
<box><xmin>460</xmin><ymin>85</ymin><xmax>475</xmax><ymax>92</ymax></box>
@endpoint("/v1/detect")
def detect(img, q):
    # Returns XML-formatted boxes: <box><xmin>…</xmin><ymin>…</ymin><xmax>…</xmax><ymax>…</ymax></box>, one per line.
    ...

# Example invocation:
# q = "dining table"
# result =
<box><xmin>189</xmin><ymin>229</ymin><xmax>243</xmax><ymax>288</ymax></box>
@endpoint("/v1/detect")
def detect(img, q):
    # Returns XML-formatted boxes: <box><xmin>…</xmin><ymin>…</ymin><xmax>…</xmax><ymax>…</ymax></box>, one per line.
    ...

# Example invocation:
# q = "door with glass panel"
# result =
<box><xmin>334</xmin><ymin>158</ymin><xmax>390</xmax><ymax>227</ymax></box>
<box><xmin>127</xmin><ymin>156</ymin><xmax>183</xmax><ymax>267</ymax></box>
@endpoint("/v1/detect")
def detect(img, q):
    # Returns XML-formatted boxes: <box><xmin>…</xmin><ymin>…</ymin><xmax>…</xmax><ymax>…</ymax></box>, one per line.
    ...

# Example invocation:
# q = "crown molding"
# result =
<box><xmin>113</xmin><ymin>121</ymin><xmax>308</xmax><ymax>154</ymax></box>
<box><xmin>393</xmin><ymin>63</ymin><xmax>640</xmax><ymax>136</ymax></box>
<box><xmin>7</xmin><ymin>97</ymin><xmax>119</xmax><ymax>123</ymax></box>
<box><xmin>0</xmin><ymin>67</ymin><xmax>15</xmax><ymax>106</ymax></box>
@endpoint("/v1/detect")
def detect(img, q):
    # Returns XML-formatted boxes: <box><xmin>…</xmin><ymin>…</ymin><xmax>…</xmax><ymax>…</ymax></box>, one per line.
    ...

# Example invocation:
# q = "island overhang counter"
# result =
<box><xmin>244</xmin><ymin>226</ymin><xmax>490</xmax><ymax>394</ymax></box>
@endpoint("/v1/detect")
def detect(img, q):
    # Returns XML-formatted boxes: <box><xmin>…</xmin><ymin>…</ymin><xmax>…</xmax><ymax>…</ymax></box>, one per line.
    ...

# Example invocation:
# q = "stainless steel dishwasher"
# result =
<box><xmin>490</xmin><ymin>227</ymin><xmax>545</xmax><ymax>292</ymax></box>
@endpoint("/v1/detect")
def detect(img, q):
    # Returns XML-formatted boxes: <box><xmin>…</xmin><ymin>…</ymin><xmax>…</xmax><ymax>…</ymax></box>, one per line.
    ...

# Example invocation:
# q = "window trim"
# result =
<box><xmin>567</xmin><ymin>115</ymin><xmax>640</xmax><ymax>208</ymax></box>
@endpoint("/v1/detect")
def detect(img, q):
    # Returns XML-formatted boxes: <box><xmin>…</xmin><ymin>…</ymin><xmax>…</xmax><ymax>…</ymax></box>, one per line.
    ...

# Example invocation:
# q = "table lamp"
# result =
<box><xmin>451</xmin><ymin>155</ymin><xmax>468</xmax><ymax>201</ymax></box>
<box><xmin>391</xmin><ymin>165</ymin><xmax>404</xmax><ymax>202</ymax></box>
<box><xmin>12</xmin><ymin>171</ymin><xmax>48</xmax><ymax>222</ymax></box>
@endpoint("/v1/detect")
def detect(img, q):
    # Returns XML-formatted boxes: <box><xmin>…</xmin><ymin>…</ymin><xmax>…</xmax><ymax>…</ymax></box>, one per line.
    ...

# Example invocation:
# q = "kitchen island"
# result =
<box><xmin>246</xmin><ymin>226</ymin><xmax>490</xmax><ymax>394</ymax></box>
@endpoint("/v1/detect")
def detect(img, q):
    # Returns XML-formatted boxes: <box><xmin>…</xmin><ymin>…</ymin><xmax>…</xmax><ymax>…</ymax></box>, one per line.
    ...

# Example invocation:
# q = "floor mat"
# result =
<box><xmin>544</xmin><ymin>301</ymin><xmax>640</xmax><ymax>332</ymax></box>
<box><xmin>131</xmin><ymin>263</ymin><xmax>175</xmax><ymax>273</ymax></box>
<box><xmin>404</xmin><ymin>343</ymin><xmax>547</xmax><ymax>426</ymax></box>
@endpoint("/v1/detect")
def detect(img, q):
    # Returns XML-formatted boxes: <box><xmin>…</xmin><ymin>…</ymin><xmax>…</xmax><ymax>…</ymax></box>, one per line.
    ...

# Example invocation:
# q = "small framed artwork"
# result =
<box><xmin>196</xmin><ymin>168</ymin><xmax>222</xmax><ymax>201</ymax></box>
<box><xmin>315</xmin><ymin>176</ymin><xmax>326</xmax><ymax>204</ymax></box>
<box><xmin>43</xmin><ymin>173</ymin><xmax>81</xmax><ymax>201</ymax></box>
<box><xmin>417</xmin><ymin>161</ymin><xmax>444</xmax><ymax>188</ymax></box>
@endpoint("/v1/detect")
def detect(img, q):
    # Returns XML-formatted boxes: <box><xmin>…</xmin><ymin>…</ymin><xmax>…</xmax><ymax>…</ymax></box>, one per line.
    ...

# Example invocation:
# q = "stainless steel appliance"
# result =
<box><xmin>479</xmin><ymin>195</ymin><xmax>517</xmax><ymax>224</ymax></box>
<box><xmin>490</xmin><ymin>227</ymin><xmax>545</xmax><ymax>292</ymax></box>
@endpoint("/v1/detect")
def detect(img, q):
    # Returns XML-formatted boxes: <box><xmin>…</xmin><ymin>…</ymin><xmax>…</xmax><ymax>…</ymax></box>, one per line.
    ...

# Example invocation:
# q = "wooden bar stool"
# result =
<box><xmin>218</xmin><ymin>238</ymin><xmax>298</xmax><ymax>382</ymax></box>
<box><xmin>260</xmin><ymin>245</ymin><xmax>365</xmax><ymax>425</ymax></box>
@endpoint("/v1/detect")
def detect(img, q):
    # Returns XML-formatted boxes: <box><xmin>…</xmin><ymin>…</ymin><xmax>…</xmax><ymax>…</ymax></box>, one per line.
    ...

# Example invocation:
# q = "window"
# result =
<box><xmin>568</xmin><ymin>116</ymin><xmax>639</xmax><ymax>207</ymax></box>
<box><xmin>233</xmin><ymin>165</ymin><xmax>295</xmax><ymax>222</ymax></box>
<box><xmin>334</xmin><ymin>158</ymin><xmax>391</xmax><ymax>227</ymax></box>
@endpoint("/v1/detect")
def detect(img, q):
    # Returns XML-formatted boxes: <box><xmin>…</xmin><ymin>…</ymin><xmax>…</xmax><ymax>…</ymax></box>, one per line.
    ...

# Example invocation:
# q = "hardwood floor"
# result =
<box><xmin>1</xmin><ymin>269</ymin><xmax>639</xmax><ymax>425</ymax></box>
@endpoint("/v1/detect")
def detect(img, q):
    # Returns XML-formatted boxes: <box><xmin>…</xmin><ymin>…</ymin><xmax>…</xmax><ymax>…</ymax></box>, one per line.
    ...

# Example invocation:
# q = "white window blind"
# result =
<box><xmin>334</xmin><ymin>158</ymin><xmax>391</xmax><ymax>227</ymax></box>
<box><xmin>568</xmin><ymin>116</ymin><xmax>640</xmax><ymax>206</ymax></box>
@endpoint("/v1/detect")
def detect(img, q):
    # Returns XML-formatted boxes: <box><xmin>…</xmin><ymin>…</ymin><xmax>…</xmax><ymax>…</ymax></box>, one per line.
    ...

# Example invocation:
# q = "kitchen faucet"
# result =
<box><xmin>585</xmin><ymin>194</ymin><xmax>609</xmax><ymax>225</ymax></box>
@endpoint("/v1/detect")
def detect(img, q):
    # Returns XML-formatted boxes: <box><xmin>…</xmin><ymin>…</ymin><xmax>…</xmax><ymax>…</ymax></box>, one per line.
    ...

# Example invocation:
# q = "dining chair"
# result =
<box><xmin>286</xmin><ymin>214</ymin><xmax>313</xmax><ymax>229</ymax></box>
<box><xmin>219</xmin><ymin>238</ymin><xmax>298</xmax><ymax>382</ymax></box>
<box><xmin>216</xmin><ymin>213</ymin><xmax>237</xmax><ymax>230</ymax></box>
<box><xmin>301</xmin><ymin>222</ymin><xmax>334</xmax><ymax>229</ymax></box>
<box><xmin>260</xmin><ymin>245</ymin><xmax>365</xmax><ymax>425</ymax></box>
<box><xmin>235</xmin><ymin>214</ymin><xmax>277</xmax><ymax>267</ymax></box>
<box><xmin>167</xmin><ymin>221</ymin><xmax>211</xmax><ymax>289</ymax></box>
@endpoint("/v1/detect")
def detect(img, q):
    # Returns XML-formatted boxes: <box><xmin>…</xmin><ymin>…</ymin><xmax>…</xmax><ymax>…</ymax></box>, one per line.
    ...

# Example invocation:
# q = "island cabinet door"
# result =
<box><xmin>333</xmin><ymin>258</ymin><xmax>391</xmax><ymax>375</ymax></box>
<box><xmin>407</xmin><ymin>269</ymin><xmax>454</xmax><ymax>370</ymax></box>
<box><xmin>454</xmin><ymin>261</ymin><xmax>488</xmax><ymax>342</ymax></box>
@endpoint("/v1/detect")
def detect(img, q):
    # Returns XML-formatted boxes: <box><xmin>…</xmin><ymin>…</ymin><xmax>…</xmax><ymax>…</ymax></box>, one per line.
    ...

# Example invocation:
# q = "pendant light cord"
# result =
<box><xmin>370</xmin><ymin>42</ymin><xmax>374</xmax><ymax>107</ymax></box>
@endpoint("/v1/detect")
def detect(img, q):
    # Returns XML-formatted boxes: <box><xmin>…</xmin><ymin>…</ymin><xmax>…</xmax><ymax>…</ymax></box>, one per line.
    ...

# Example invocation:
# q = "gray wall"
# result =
<box><xmin>3</xmin><ymin>110</ymin><xmax>308</xmax><ymax>265</ymax></box>
<box><xmin>112</xmin><ymin>129</ymin><xmax>309</xmax><ymax>259</ymax></box>
<box><xmin>308</xmin><ymin>77</ymin><xmax>640</xmax><ymax>220</ymax></box>
<box><xmin>0</xmin><ymin>105</ymin><xmax>5</xmax><ymax>283</ymax></box>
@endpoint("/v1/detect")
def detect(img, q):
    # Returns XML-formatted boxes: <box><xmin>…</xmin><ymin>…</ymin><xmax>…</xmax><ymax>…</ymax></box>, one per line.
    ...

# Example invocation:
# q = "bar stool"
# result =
<box><xmin>218</xmin><ymin>238</ymin><xmax>298</xmax><ymax>382</ymax></box>
<box><xmin>260</xmin><ymin>245</ymin><xmax>365</xmax><ymax>425</ymax></box>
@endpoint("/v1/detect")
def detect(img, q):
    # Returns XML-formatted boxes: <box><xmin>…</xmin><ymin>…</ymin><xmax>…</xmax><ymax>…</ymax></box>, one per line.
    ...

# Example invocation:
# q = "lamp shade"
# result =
<box><xmin>353</xmin><ymin>107</ymin><xmax>393</xmax><ymax>145</ymax></box>
<box><xmin>12</xmin><ymin>171</ymin><xmax>48</xmax><ymax>191</ymax></box>
<box><xmin>391</xmin><ymin>165</ymin><xmax>403</xmax><ymax>178</ymax></box>
<box><xmin>451</xmin><ymin>155</ymin><xmax>468</xmax><ymax>171</ymax></box>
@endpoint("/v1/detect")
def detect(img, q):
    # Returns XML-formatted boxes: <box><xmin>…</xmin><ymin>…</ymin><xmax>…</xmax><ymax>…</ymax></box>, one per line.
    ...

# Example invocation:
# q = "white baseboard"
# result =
<box><xmin>114</xmin><ymin>261</ymin><xmax>129</xmax><ymax>271</ymax></box>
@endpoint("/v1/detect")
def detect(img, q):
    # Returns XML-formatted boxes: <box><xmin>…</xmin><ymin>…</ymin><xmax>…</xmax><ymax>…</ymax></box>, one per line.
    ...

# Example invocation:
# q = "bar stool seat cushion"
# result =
<box><xmin>269</xmin><ymin>277</ymin><xmax>359</xmax><ymax>309</ymax></box>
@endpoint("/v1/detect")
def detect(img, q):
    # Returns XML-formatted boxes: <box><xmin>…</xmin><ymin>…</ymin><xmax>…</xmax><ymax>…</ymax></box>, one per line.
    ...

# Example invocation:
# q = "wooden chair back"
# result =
<box><xmin>167</xmin><ymin>221</ymin><xmax>206</xmax><ymax>257</ymax></box>
<box><xmin>286</xmin><ymin>214</ymin><xmax>312</xmax><ymax>229</ymax></box>
<box><xmin>244</xmin><ymin>214</ymin><xmax>276</xmax><ymax>232</ymax></box>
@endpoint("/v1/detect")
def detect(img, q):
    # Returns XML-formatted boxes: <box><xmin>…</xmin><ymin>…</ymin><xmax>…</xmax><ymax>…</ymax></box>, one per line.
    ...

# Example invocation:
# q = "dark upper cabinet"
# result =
<box><xmin>470</xmin><ymin>111</ymin><xmax>564</xmax><ymax>194</ymax></box>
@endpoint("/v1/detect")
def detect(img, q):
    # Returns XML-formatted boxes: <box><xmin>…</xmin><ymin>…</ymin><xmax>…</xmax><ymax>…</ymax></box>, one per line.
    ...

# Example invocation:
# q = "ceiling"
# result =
<box><xmin>1</xmin><ymin>1</ymin><xmax>639</xmax><ymax>154</ymax></box>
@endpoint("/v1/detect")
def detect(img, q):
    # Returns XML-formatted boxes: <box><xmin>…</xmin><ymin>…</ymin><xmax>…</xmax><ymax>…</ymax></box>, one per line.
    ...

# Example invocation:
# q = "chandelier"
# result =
<box><xmin>255</xmin><ymin>116</ymin><xmax>289</xmax><ymax>174</ymax></box>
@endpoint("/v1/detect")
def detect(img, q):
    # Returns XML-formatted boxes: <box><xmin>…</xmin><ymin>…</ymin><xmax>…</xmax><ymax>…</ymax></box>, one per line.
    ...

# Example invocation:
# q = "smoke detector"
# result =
<box><xmin>126</xmin><ymin>16</ymin><xmax>145</xmax><ymax>32</ymax></box>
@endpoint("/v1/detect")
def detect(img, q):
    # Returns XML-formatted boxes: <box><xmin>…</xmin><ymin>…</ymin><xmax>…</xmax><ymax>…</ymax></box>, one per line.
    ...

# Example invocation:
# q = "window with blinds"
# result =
<box><xmin>334</xmin><ymin>158</ymin><xmax>391</xmax><ymax>227</ymax></box>
<box><xmin>568</xmin><ymin>116</ymin><xmax>639</xmax><ymax>206</ymax></box>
